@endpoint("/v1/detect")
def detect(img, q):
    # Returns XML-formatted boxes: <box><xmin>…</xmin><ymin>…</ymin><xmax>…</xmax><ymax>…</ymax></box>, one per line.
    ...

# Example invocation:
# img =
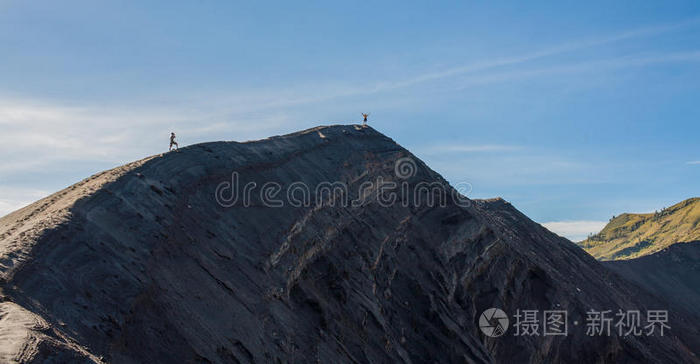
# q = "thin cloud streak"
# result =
<box><xmin>453</xmin><ymin>50</ymin><xmax>700</xmax><ymax>90</ymax></box>
<box><xmin>0</xmin><ymin>99</ymin><xmax>292</xmax><ymax>173</ymax></box>
<box><xmin>204</xmin><ymin>18</ymin><xmax>700</xmax><ymax>112</ymax></box>
<box><xmin>369</xmin><ymin>17</ymin><xmax>700</xmax><ymax>92</ymax></box>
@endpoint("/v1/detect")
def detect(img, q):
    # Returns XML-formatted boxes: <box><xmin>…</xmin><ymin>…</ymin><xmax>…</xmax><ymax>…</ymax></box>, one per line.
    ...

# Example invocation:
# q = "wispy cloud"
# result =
<box><xmin>367</xmin><ymin>17</ymin><xmax>700</xmax><ymax>93</ymax></box>
<box><xmin>687</xmin><ymin>160</ymin><xmax>700</xmax><ymax>165</ymax></box>
<box><xmin>0</xmin><ymin>98</ymin><xmax>301</xmax><ymax>217</ymax></box>
<box><xmin>201</xmin><ymin>18</ymin><xmax>700</xmax><ymax>110</ymax></box>
<box><xmin>0</xmin><ymin>99</ymin><xmax>293</xmax><ymax>174</ymax></box>
<box><xmin>541</xmin><ymin>220</ymin><xmax>608</xmax><ymax>242</ymax></box>
<box><xmin>448</xmin><ymin>50</ymin><xmax>700</xmax><ymax>91</ymax></box>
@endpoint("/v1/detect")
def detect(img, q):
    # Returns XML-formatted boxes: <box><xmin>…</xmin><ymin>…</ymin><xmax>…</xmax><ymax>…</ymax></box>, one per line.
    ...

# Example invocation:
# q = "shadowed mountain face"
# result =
<box><xmin>604</xmin><ymin>241</ymin><xmax>700</xmax><ymax>320</ymax></box>
<box><xmin>0</xmin><ymin>125</ymin><xmax>698</xmax><ymax>363</ymax></box>
<box><xmin>579</xmin><ymin>198</ymin><xmax>700</xmax><ymax>261</ymax></box>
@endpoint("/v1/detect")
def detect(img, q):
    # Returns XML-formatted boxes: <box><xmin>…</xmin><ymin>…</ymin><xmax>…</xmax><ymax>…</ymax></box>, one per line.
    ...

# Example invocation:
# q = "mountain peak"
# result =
<box><xmin>1</xmin><ymin>126</ymin><xmax>698</xmax><ymax>362</ymax></box>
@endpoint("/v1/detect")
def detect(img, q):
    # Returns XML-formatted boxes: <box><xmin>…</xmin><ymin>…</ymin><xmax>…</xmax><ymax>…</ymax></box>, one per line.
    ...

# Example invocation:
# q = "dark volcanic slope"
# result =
<box><xmin>604</xmin><ymin>241</ymin><xmax>700</xmax><ymax>320</ymax></box>
<box><xmin>0</xmin><ymin>125</ymin><xmax>698</xmax><ymax>363</ymax></box>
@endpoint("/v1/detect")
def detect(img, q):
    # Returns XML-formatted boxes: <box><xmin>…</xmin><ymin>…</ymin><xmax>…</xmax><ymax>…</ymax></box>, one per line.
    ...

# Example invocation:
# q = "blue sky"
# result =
<box><xmin>1</xmin><ymin>1</ymin><xmax>699</xmax><ymax>240</ymax></box>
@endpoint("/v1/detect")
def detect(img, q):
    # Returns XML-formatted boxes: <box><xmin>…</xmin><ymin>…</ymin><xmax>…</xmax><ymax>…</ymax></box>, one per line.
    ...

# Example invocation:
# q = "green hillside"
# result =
<box><xmin>579</xmin><ymin>197</ymin><xmax>700</xmax><ymax>261</ymax></box>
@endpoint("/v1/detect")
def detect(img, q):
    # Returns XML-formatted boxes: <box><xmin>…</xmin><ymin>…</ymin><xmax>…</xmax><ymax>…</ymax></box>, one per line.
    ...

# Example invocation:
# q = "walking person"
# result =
<box><xmin>169</xmin><ymin>132</ymin><xmax>179</xmax><ymax>151</ymax></box>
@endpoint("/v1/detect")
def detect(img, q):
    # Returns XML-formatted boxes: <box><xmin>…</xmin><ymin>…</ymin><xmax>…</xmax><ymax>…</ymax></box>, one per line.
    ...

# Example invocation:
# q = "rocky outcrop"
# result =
<box><xmin>0</xmin><ymin>125</ymin><xmax>698</xmax><ymax>363</ymax></box>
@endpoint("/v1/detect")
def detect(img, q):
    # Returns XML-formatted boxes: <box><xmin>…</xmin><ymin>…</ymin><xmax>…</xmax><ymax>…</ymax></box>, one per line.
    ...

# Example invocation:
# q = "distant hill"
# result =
<box><xmin>579</xmin><ymin>197</ymin><xmax>700</xmax><ymax>261</ymax></box>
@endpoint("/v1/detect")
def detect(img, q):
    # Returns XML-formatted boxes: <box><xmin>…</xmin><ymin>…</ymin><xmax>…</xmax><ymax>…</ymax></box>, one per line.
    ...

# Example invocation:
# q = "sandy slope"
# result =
<box><xmin>0</xmin><ymin>157</ymin><xmax>156</xmax><ymax>362</ymax></box>
<box><xmin>0</xmin><ymin>156</ymin><xmax>155</xmax><ymax>281</ymax></box>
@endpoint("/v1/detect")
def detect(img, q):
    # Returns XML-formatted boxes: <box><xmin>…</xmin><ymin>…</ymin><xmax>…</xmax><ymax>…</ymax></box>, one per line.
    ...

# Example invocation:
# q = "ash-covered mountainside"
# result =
<box><xmin>0</xmin><ymin>125</ymin><xmax>698</xmax><ymax>363</ymax></box>
<box><xmin>604</xmin><ymin>241</ymin><xmax>700</xmax><ymax>320</ymax></box>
